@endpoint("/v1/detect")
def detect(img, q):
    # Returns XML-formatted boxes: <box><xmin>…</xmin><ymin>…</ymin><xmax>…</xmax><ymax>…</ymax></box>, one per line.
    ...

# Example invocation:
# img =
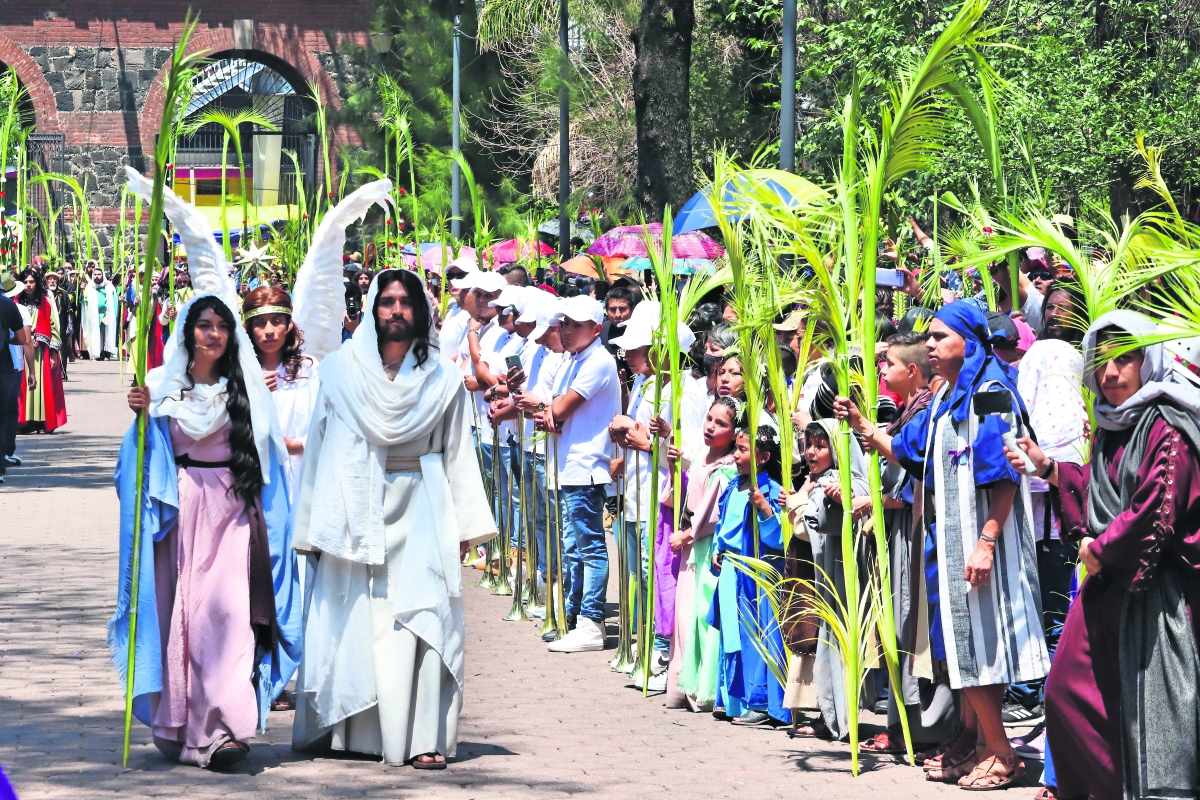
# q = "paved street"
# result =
<box><xmin>0</xmin><ymin>361</ymin><xmax>1007</xmax><ymax>798</ymax></box>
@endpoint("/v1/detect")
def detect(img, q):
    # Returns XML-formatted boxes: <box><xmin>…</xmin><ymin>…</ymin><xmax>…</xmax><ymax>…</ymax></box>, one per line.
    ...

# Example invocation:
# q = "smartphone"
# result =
<box><xmin>876</xmin><ymin>268</ymin><xmax>905</xmax><ymax>288</ymax></box>
<box><xmin>505</xmin><ymin>354</ymin><xmax>523</xmax><ymax>371</ymax></box>
<box><xmin>973</xmin><ymin>390</ymin><xmax>1013</xmax><ymax>416</ymax></box>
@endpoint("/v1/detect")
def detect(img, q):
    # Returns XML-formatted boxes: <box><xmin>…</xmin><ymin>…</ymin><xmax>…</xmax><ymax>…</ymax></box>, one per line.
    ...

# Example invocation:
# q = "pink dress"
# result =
<box><xmin>150</xmin><ymin>419</ymin><xmax>258</xmax><ymax>767</ymax></box>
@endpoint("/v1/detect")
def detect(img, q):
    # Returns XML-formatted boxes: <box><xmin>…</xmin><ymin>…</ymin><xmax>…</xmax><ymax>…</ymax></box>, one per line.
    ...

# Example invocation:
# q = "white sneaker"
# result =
<box><xmin>652</xmin><ymin>651</ymin><xmax>669</xmax><ymax>676</ymax></box>
<box><xmin>642</xmin><ymin>671</ymin><xmax>667</xmax><ymax>692</ymax></box>
<box><xmin>547</xmin><ymin>617</ymin><xmax>605</xmax><ymax>653</ymax></box>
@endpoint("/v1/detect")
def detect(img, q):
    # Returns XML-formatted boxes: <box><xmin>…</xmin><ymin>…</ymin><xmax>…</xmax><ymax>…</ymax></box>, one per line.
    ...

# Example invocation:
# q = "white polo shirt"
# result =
<box><xmin>439</xmin><ymin>302</ymin><xmax>470</xmax><ymax>360</ymax></box>
<box><xmin>519</xmin><ymin>340</ymin><xmax>564</xmax><ymax>452</ymax></box>
<box><xmin>460</xmin><ymin>319</ymin><xmax>501</xmax><ymax>425</ymax></box>
<box><xmin>553</xmin><ymin>336</ymin><xmax>620</xmax><ymax>487</ymax></box>
<box><xmin>486</xmin><ymin>330</ymin><xmax>525</xmax><ymax>443</ymax></box>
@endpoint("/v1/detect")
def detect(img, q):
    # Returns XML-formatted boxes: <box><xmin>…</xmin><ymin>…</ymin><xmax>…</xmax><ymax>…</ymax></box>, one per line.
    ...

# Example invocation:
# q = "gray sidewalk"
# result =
<box><xmin>0</xmin><ymin>361</ymin><xmax>988</xmax><ymax>798</ymax></box>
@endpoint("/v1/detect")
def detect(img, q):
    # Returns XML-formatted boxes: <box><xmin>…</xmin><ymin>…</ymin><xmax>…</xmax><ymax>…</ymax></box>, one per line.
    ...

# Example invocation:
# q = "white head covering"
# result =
<box><xmin>1082</xmin><ymin>310</ymin><xmax>1200</xmax><ymax>431</ymax></box>
<box><xmin>145</xmin><ymin>292</ymin><xmax>287</xmax><ymax>482</ymax></box>
<box><xmin>303</xmin><ymin>270</ymin><xmax>463</xmax><ymax>564</ymax></box>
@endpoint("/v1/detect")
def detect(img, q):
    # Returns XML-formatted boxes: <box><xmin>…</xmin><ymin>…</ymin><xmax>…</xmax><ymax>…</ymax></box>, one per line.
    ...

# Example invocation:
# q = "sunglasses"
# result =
<box><xmin>1029</xmin><ymin>270</ymin><xmax>1054</xmax><ymax>281</ymax></box>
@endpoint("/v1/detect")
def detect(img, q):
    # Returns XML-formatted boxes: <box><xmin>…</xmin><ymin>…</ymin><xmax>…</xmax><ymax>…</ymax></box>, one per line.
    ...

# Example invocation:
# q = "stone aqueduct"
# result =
<box><xmin>0</xmin><ymin>1</ymin><xmax>373</xmax><ymax>252</ymax></box>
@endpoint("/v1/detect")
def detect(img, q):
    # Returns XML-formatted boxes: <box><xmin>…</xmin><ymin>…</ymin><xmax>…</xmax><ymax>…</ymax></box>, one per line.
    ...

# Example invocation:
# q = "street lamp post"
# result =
<box><xmin>557</xmin><ymin>0</ymin><xmax>570</xmax><ymax>260</ymax></box>
<box><xmin>780</xmin><ymin>0</ymin><xmax>796</xmax><ymax>172</ymax></box>
<box><xmin>452</xmin><ymin>6</ymin><xmax>463</xmax><ymax>238</ymax></box>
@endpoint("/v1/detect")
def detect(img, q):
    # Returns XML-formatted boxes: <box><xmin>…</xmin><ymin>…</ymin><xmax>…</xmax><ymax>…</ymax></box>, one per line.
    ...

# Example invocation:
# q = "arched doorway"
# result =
<box><xmin>173</xmin><ymin>52</ymin><xmax>318</xmax><ymax>231</ymax></box>
<box><xmin>0</xmin><ymin>65</ymin><xmax>63</xmax><ymax>260</ymax></box>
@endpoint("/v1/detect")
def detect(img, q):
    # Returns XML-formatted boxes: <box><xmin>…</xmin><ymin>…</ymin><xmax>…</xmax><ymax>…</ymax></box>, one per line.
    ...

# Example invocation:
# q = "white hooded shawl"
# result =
<box><xmin>292</xmin><ymin>271</ymin><xmax>491</xmax><ymax>728</ymax></box>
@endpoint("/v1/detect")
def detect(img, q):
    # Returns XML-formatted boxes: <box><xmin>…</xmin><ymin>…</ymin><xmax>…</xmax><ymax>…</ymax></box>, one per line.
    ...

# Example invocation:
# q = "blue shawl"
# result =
<box><xmin>108</xmin><ymin>416</ymin><xmax>303</xmax><ymax>731</ymax></box>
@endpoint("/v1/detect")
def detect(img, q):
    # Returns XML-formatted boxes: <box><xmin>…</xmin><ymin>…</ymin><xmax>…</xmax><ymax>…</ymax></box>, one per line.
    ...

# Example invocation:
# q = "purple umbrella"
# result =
<box><xmin>585</xmin><ymin>223</ymin><xmax>725</xmax><ymax>260</ymax></box>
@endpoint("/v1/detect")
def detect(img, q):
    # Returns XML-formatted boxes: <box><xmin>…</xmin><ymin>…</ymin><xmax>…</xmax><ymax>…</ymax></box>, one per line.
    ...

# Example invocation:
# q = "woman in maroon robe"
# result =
<box><xmin>1008</xmin><ymin>311</ymin><xmax>1200</xmax><ymax>800</ymax></box>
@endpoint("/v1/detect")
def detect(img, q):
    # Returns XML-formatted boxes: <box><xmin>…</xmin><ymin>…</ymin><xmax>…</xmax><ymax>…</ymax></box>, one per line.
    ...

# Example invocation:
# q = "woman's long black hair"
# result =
<box><xmin>16</xmin><ymin>268</ymin><xmax>45</xmax><ymax>307</ymax></box>
<box><xmin>372</xmin><ymin>269</ymin><xmax>435</xmax><ymax>368</ymax></box>
<box><xmin>180</xmin><ymin>295</ymin><xmax>263</xmax><ymax>507</ymax></box>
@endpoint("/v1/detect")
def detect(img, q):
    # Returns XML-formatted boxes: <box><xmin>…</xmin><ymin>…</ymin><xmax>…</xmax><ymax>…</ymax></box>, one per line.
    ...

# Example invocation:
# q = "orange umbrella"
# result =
<box><xmin>557</xmin><ymin>254</ymin><xmax>630</xmax><ymax>280</ymax></box>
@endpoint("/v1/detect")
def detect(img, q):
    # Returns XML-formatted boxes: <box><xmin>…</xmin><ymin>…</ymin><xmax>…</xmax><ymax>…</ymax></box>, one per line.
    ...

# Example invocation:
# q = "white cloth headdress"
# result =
<box><xmin>302</xmin><ymin>270</ymin><xmax>463</xmax><ymax>565</ymax></box>
<box><xmin>125</xmin><ymin>167</ymin><xmax>286</xmax><ymax>479</ymax></box>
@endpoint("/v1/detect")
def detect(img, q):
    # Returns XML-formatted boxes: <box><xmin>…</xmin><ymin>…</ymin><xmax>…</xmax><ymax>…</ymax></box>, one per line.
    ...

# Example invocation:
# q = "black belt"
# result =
<box><xmin>175</xmin><ymin>454</ymin><xmax>233</xmax><ymax>469</ymax></box>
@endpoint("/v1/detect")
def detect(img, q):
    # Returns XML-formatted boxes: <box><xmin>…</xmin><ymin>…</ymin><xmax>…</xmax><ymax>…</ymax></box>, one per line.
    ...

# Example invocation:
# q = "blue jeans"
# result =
<box><xmin>522</xmin><ymin>450</ymin><xmax>551</xmax><ymax>576</ymax></box>
<box><xmin>561</xmin><ymin>484</ymin><xmax>609</xmax><ymax>623</ymax></box>
<box><xmin>497</xmin><ymin>443</ymin><xmax>522</xmax><ymax>546</ymax></box>
<box><xmin>1008</xmin><ymin>537</ymin><xmax>1075</xmax><ymax>708</ymax></box>
<box><xmin>621</xmin><ymin>518</ymin><xmax>669</xmax><ymax>653</ymax></box>
<box><xmin>0</xmin><ymin>368</ymin><xmax>20</xmax><ymax>473</ymax></box>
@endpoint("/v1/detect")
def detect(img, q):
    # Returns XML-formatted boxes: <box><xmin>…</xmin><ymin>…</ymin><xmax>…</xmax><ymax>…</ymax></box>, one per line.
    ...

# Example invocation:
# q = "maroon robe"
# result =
<box><xmin>1046</xmin><ymin>418</ymin><xmax>1200</xmax><ymax>799</ymax></box>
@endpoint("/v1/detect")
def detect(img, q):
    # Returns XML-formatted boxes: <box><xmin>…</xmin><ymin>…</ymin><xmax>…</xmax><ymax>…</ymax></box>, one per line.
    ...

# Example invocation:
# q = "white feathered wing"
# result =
<box><xmin>123</xmin><ymin>165</ymin><xmax>238</xmax><ymax>312</ymax></box>
<box><xmin>292</xmin><ymin>179</ymin><xmax>394</xmax><ymax>362</ymax></box>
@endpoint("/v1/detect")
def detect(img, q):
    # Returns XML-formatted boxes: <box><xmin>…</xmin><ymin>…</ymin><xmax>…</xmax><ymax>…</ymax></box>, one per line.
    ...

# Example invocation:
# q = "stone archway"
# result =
<box><xmin>0</xmin><ymin>35</ymin><xmax>61</xmax><ymax>133</ymax></box>
<box><xmin>138</xmin><ymin>26</ymin><xmax>355</xmax><ymax>159</ymax></box>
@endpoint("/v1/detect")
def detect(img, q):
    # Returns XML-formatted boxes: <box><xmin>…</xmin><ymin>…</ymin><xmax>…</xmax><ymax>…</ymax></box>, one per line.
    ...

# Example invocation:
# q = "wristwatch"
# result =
<box><xmin>538</xmin><ymin>402</ymin><xmax>547</xmax><ymax>410</ymax></box>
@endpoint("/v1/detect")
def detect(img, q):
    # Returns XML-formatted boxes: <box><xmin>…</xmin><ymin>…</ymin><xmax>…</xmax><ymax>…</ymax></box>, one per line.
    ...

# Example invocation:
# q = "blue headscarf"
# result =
<box><xmin>892</xmin><ymin>300</ymin><xmax>1027</xmax><ymax>486</ymax></box>
<box><xmin>931</xmin><ymin>300</ymin><xmax>1027</xmax><ymax>424</ymax></box>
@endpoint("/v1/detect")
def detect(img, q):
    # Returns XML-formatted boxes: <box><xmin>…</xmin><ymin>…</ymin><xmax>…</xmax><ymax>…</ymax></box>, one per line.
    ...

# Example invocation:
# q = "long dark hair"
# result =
<box><xmin>373</xmin><ymin>269</ymin><xmax>435</xmax><ymax>368</ymax></box>
<box><xmin>243</xmin><ymin>286</ymin><xmax>311</xmax><ymax>382</ymax></box>
<box><xmin>181</xmin><ymin>295</ymin><xmax>263</xmax><ymax>507</ymax></box>
<box><xmin>16</xmin><ymin>268</ymin><xmax>45</xmax><ymax>307</ymax></box>
<box><xmin>738</xmin><ymin>415</ymin><xmax>784</xmax><ymax>484</ymax></box>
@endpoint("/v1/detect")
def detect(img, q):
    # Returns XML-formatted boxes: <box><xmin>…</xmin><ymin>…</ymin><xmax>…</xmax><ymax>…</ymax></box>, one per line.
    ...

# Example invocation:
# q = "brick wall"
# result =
<box><xmin>0</xmin><ymin>0</ymin><xmax>372</xmax><ymax>259</ymax></box>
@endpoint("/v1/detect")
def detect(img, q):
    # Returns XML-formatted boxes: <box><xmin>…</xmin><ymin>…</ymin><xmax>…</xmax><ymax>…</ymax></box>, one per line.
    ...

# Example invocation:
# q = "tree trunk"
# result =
<box><xmin>632</xmin><ymin>0</ymin><xmax>695</xmax><ymax>220</ymax></box>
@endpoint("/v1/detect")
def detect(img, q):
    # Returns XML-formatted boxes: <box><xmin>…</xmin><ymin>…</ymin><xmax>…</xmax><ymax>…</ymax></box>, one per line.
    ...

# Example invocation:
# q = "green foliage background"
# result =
<box><xmin>341</xmin><ymin>0</ymin><xmax>1200</xmax><ymax>236</ymax></box>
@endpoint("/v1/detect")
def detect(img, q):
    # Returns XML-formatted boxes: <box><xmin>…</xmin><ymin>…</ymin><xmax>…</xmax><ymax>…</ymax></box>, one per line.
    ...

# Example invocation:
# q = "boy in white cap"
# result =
<box><xmin>537</xmin><ymin>294</ymin><xmax>619</xmax><ymax>652</ymax></box>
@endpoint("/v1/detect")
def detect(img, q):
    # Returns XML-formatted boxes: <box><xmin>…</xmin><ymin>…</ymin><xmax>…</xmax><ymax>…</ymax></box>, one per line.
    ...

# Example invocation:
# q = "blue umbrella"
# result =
<box><xmin>675</xmin><ymin>169</ymin><xmax>821</xmax><ymax>234</ymax></box>
<box><xmin>622</xmin><ymin>257</ymin><xmax>716</xmax><ymax>276</ymax></box>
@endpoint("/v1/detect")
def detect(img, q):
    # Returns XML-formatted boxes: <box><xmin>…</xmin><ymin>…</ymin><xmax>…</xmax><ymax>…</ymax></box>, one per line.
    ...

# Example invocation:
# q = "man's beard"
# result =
<box><xmin>378</xmin><ymin>317</ymin><xmax>415</xmax><ymax>343</ymax></box>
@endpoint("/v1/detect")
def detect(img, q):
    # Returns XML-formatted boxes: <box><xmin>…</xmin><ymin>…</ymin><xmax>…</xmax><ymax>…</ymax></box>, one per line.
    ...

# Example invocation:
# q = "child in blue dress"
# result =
<box><xmin>707</xmin><ymin>421</ymin><xmax>791</xmax><ymax>726</ymax></box>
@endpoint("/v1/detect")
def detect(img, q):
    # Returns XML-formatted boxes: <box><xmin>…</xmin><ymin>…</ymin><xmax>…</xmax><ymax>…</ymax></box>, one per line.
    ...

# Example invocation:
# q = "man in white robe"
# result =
<box><xmin>82</xmin><ymin>267</ymin><xmax>118</xmax><ymax>360</ymax></box>
<box><xmin>291</xmin><ymin>268</ymin><xmax>496</xmax><ymax>769</ymax></box>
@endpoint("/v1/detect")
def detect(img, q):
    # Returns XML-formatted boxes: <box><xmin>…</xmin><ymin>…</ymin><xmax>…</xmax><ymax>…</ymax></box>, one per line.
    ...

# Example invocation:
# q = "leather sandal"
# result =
<box><xmin>412</xmin><ymin>752</ymin><xmax>447</xmax><ymax>770</ymax></box>
<box><xmin>959</xmin><ymin>753</ymin><xmax>1025</xmax><ymax>791</ymax></box>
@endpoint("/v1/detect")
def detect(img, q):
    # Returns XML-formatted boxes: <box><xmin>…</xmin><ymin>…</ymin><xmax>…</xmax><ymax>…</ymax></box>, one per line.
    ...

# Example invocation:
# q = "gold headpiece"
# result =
<box><xmin>243</xmin><ymin>304</ymin><xmax>292</xmax><ymax>321</ymax></box>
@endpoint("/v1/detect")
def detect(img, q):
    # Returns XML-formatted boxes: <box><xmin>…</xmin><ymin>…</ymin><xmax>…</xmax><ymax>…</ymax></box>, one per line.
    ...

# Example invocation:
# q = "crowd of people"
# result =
<box><xmin>70</xmin><ymin>190</ymin><xmax>1197</xmax><ymax>800</ymax></box>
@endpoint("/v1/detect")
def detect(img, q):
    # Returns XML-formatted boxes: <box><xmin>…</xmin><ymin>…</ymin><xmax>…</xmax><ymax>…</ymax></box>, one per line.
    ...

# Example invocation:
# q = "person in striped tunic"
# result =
<box><xmin>835</xmin><ymin>300</ymin><xmax>1049</xmax><ymax>790</ymax></box>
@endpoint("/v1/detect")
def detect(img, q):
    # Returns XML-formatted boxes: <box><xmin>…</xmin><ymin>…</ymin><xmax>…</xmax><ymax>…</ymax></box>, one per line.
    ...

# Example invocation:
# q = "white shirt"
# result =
<box><xmin>10</xmin><ymin>303</ymin><xmax>30</xmax><ymax>371</ymax></box>
<box><xmin>518</xmin><ymin>340</ymin><xmax>562</xmax><ymax>452</ymax></box>
<box><xmin>554</xmin><ymin>337</ymin><xmax>620</xmax><ymax>487</ymax></box>
<box><xmin>487</xmin><ymin>330</ymin><xmax>525</xmax><ymax>443</ymax></box>
<box><xmin>439</xmin><ymin>303</ymin><xmax>470</xmax><ymax>361</ymax></box>
<box><xmin>460</xmin><ymin>320</ymin><xmax>501</xmax><ymax>426</ymax></box>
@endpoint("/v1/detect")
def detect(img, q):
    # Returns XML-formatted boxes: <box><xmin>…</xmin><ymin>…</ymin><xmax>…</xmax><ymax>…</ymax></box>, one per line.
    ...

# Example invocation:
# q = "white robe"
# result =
<box><xmin>83</xmin><ymin>280</ymin><xmax>118</xmax><ymax>358</ymax></box>
<box><xmin>270</xmin><ymin>361</ymin><xmax>321</xmax><ymax>502</ymax></box>
<box><xmin>291</xmin><ymin>351</ymin><xmax>496</xmax><ymax>765</ymax></box>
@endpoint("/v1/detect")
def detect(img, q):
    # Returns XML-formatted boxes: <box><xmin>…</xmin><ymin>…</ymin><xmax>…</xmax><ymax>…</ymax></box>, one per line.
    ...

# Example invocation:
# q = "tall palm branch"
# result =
<box><xmin>183</xmin><ymin>107</ymin><xmax>277</xmax><ymax>261</ymax></box>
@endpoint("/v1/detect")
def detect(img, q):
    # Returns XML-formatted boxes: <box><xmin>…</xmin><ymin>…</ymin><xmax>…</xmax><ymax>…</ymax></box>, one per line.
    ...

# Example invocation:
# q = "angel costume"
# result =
<box><xmin>291</xmin><ymin>272</ymin><xmax>497</xmax><ymax>766</ymax></box>
<box><xmin>108</xmin><ymin>167</ymin><xmax>302</xmax><ymax>767</ymax></box>
<box><xmin>83</xmin><ymin>276</ymin><xmax>119</xmax><ymax>359</ymax></box>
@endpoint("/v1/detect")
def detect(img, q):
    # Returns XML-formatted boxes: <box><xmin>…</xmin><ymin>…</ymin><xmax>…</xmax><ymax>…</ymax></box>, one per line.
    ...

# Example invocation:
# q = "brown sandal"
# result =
<box><xmin>927</xmin><ymin>747</ymin><xmax>980</xmax><ymax>783</ymax></box>
<box><xmin>412</xmin><ymin>752</ymin><xmax>447</xmax><ymax>770</ymax></box>
<box><xmin>860</xmin><ymin>730</ymin><xmax>907</xmax><ymax>754</ymax></box>
<box><xmin>958</xmin><ymin>753</ymin><xmax>1025</xmax><ymax>791</ymax></box>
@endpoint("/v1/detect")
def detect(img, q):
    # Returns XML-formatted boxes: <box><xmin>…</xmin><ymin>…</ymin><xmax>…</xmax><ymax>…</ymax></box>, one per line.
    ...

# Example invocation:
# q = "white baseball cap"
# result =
<box><xmin>489</xmin><ymin>285</ymin><xmax>524</xmax><ymax>310</ymax></box>
<box><xmin>559</xmin><ymin>294</ymin><xmax>604</xmax><ymax>325</ymax></box>
<box><xmin>470</xmin><ymin>271</ymin><xmax>509</xmax><ymax>294</ymax></box>
<box><xmin>609</xmin><ymin>300</ymin><xmax>696</xmax><ymax>352</ymax></box>
<box><xmin>530</xmin><ymin>300</ymin><xmax>564</xmax><ymax>343</ymax></box>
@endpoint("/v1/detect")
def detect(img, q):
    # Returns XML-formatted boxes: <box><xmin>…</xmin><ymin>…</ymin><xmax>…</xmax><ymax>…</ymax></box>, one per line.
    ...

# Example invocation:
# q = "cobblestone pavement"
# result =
<box><xmin>0</xmin><ymin>361</ymin><xmax>1036</xmax><ymax>798</ymax></box>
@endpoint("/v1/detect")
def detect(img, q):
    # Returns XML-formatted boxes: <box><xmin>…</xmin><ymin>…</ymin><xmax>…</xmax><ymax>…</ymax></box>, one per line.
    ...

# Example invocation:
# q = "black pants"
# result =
<box><xmin>0</xmin><ymin>368</ymin><xmax>21</xmax><ymax>474</ymax></box>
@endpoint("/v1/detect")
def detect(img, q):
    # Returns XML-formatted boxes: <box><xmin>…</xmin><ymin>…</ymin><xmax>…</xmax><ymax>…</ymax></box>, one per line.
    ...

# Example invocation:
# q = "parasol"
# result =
<box><xmin>586</xmin><ymin>223</ymin><xmax>724</xmax><ymax>259</ymax></box>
